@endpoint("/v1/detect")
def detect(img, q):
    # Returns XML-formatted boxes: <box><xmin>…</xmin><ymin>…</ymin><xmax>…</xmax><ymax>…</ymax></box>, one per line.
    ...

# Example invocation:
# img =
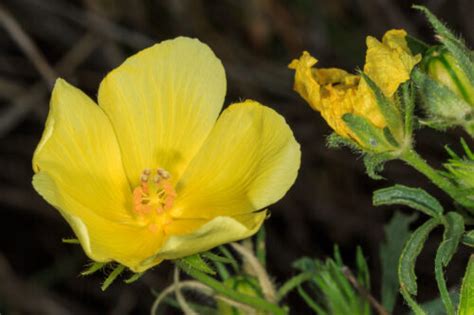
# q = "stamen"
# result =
<box><xmin>132</xmin><ymin>168</ymin><xmax>177</xmax><ymax>228</ymax></box>
<box><xmin>158</xmin><ymin>168</ymin><xmax>170</xmax><ymax>179</ymax></box>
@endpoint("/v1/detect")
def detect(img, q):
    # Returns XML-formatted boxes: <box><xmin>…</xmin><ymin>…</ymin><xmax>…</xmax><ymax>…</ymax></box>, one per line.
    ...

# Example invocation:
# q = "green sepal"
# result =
<box><xmin>399</xmin><ymin>217</ymin><xmax>441</xmax><ymax>295</ymax></box>
<box><xmin>62</xmin><ymin>238</ymin><xmax>80</xmax><ymax>244</ymax></box>
<box><xmin>81</xmin><ymin>262</ymin><xmax>106</xmax><ymax>276</ymax></box>
<box><xmin>101</xmin><ymin>264</ymin><xmax>125</xmax><ymax>291</ymax></box>
<box><xmin>400</xmin><ymin>81</ymin><xmax>416</xmax><ymax>139</ymax></box>
<box><xmin>342</xmin><ymin>113</ymin><xmax>395</xmax><ymax>153</ymax></box>
<box><xmin>434</xmin><ymin>212</ymin><xmax>465</xmax><ymax>315</ymax></box>
<box><xmin>406</xmin><ymin>35</ymin><xmax>430</xmax><ymax>56</ymax></box>
<box><xmin>373</xmin><ymin>184</ymin><xmax>444</xmax><ymax>217</ymax></box>
<box><xmin>413</xmin><ymin>69</ymin><xmax>472</xmax><ymax>127</ymax></box>
<box><xmin>360</xmin><ymin>72</ymin><xmax>403</xmax><ymax>141</ymax></box>
<box><xmin>177</xmin><ymin>253</ymin><xmax>216</xmax><ymax>275</ymax></box>
<box><xmin>363</xmin><ymin>153</ymin><xmax>392</xmax><ymax>180</ymax></box>
<box><xmin>458</xmin><ymin>254</ymin><xmax>474</xmax><ymax>315</ymax></box>
<box><xmin>413</xmin><ymin>5</ymin><xmax>474</xmax><ymax>92</ymax></box>
<box><xmin>124</xmin><ymin>271</ymin><xmax>144</xmax><ymax>284</ymax></box>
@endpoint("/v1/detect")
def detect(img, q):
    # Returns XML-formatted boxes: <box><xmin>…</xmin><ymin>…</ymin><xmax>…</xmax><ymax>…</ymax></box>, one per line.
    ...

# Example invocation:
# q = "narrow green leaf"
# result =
<box><xmin>373</xmin><ymin>184</ymin><xmax>444</xmax><ymax>217</ymax></box>
<box><xmin>218</xmin><ymin>246</ymin><xmax>239</xmax><ymax>272</ymax></box>
<box><xmin>438</xmin><ymin>212</ymin><xmax>464</xmax><ymax>266</ymax></box>
<box><xmin>360</xmin><ymin>72</ymin><xmax>403</xmax><ymax>139</ymax></box>
<box><xmin>458</xmin><ymin>255</ymin><xmax>474</xmax><ymax>315</ymax></box>
<box><xmin>178</xmin><ymin>254</ymin><xmax>215</xmax><ymax>275</ymax></box>
<box><xmin>81</xmin><ymin>262</ymin><xmax>106</xmax><ymax>276</ymax></box>
<box><xmin>399</xmin><ymin>217</ymin><xmax>441</xmax><ymax>295</ymax></box>
<box><xmin>355</xmin><ymin>246</ymin><xmax>370</xmax><ymax>290</ymax></box>
<box><xmin>380</xmin><ymin>211</ymin><xmax>418</xmax><ymax>312</ymax></box>
<box><xmin>201</xmin><ymin>252</ymin><xmax>234</xmax><ymax>264</ymax></box>
<box><xmin>101</xmin><ymin>264</ymin><xmax>125</xmax><ymax>291</ymax></box>
<box><xmin>276</xmin><ymin>271</ymin><xmax>314</xmax><ymax>301</ymax></box>
<box><xmin>463</xmin><ymin>230</ymin><xmax>474</xmax><ymax>247</ymax></box>
<box><xmin>297</xmin><ymin>285</ymin><xmax>328</xmax><ymax>315</ymax></box>
<box><xmin>434</xmin><ymin>212</ymin><xmax>465</xmax><ymax>315</ymax></box>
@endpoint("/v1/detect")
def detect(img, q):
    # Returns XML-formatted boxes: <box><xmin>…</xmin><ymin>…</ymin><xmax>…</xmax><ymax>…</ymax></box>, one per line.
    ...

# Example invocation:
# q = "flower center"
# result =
<box><xmin>132</xmin><ymin>168</ymin><xmax>177</xmax><ymax>231</ymax></box>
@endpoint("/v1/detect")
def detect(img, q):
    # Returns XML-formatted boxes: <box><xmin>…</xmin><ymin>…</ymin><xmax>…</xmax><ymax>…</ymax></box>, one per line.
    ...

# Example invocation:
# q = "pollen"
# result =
<box><xmin>133</xmin><ymin>168</ymin><xmax>177</xmax><ymax>218</ymax></box>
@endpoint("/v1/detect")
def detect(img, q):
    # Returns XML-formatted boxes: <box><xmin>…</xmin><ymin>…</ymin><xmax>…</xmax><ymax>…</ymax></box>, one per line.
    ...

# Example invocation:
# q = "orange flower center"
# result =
<box><xmin>132</xmin><ymin>168</ymin><xmax>177</xmax><ymax>233</ymax></box>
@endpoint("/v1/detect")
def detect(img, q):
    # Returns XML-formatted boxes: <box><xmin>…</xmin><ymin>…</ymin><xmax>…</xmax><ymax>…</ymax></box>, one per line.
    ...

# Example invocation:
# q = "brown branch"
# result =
<box><xmin>342</xmin><ymin>266</ymin><xmax>390</xmax><ymax>315</ymax></box>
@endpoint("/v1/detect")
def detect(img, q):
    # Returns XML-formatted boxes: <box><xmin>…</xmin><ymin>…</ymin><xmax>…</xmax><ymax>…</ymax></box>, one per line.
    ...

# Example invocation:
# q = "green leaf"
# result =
<box><xmin>342</xmin><ymin>113</ymin><xmax>394</xmax><ymax>153</ymax></box>
<box><xmin>399</xmin><ymin>217</ymin><xmax>441</xmax><ymax>296</ymax></box>
<box><xmin>463</xmin><ymin>230</ymin><xmax>474</xmax><ymax>247</ymax></box>
<box><xmin>297</xmin><ymin>285</ymin><xmax>327</xmax><ymax>315</ymax></box>
<box><xmin>101</xmin><ymin>264</ymin><xmax>125</xmax><ymax>291</ymax></box>
<box><xmin>201</xmin><ymin>252</ymin><xmax>235</xmax><ymax>264</ymax></box>
<box><xmin>373</xmin><ymin>184</ymin><xmax>444</xmax><ymax>217</ymax></box>
<box><xmin>438</xmin><ymin>212</ymin><xmax>464</xmax><ymax>266</ymax></box>
<box><xmin>81</xmin><ymin>262</ymin><xmax>106</xmax><ymax>276</ymax></box>
<box><xmin>418</xmin><ymin>292</ymin><xmax>459</xmax><ymax>315</ymax></box>
<box><xmin>360</xmin><ymin>72</ymin><xmax>403</xmax><ymax>140</ymax></box>
<box><xmin>458</xmin><ymin>255</ymin><xmax>474</xmax><ymax>315</ymax></box>
<box><xmin>178</xmin><ymin>254</ymin><xmax>215</xmax><ymax>275</ymax></box>
<box><xmin>434</xmin><ymin>212</ymin><xmax>465</xmax><ymax>315</ymax></box>
<box><xmin>380</xmin><ymin>211</ymin><xmax>418</xmax><ymax>312</ymax></box>
<box><xmin>276</xmin><ymin>271</ymin><xmax>314</xmax><ymax>301</ymax></box>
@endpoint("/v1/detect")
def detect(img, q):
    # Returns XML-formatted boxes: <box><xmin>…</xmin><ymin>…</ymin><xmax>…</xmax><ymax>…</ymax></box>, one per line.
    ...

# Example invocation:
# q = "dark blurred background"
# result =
<box><xmin>0</xmin><ymin>0</ymin><xmax>473</xmax><ymax>314</ymax></box>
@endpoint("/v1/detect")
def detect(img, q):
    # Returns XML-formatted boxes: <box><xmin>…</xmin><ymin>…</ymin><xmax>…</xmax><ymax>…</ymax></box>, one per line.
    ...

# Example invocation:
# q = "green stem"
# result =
<box><xmin>176</xmin><ymin>261</ymin><xmax>287</xmax><ymax>315</ymax></box>
<box><xmin>400</xmin><ymin>149</ymin><xmax>458</xmax><ymax>201</ymax></box>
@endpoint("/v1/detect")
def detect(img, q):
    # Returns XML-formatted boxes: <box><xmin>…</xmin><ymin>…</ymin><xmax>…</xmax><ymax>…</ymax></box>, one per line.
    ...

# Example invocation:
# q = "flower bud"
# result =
<box><xmin>424</xmin><ymin>46</ymin><xmax>474</xmax><ymax>106</ymax></box>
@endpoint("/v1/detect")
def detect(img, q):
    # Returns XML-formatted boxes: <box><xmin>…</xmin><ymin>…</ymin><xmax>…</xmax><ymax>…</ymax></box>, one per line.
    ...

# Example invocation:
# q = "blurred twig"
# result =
<box><xmin>0</xmin><ymin>3</ymin><xmax>56</xmax><ymax>87</ymax></box>
<box><xmin>0</xmin><ymin>33</ymin><xmax>100</xmax><ymax>137</ymax></box>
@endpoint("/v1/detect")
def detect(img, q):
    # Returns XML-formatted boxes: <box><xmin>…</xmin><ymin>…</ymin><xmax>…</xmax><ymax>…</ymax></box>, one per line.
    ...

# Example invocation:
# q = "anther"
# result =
<box><xmin>157</xmin><ymin>168</ymin><xmax>170</xmax><ymax>179</ymax></box>
<box><xmin>140</xmin><ymin>173</ymin><xmax>149</xmax><ymax>182</ymax></box>
<box><xmin>153</xmin><ymin>174</ymin><xmax>162</xmax><ymax>183</ymax></box>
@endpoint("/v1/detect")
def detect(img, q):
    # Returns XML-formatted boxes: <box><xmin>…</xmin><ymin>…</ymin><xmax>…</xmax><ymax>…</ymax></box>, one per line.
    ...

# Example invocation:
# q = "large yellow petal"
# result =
<box><xmin>156</xmin><ymin>212</ymin><xmax>267</xmax><ymax>260</ymax></box>
<box><xmin>98</xmin><ymin>37</ymin><xmax>226</xmax><ymax>187</ymax></box>
<box><xmin>171</xmin><ymin>100</ymin><xmax>300</xmax><ymax>220</ymax></box>
<box><xmin>32</xmin><ymin>79</ymin><xmax>132</xmax><ymax>223</ymax></box>
<box><xmin>33</xmin><ymin>172</ymin><xmax>164</xmax><ymax>272</ymax></box>
<box><xmin>364</xmin><ymin>29</ymin><xmax>421</xmax><ymax>97</ymax></box>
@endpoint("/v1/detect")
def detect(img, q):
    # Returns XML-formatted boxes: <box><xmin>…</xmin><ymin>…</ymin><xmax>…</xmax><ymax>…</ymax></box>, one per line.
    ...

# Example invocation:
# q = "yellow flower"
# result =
<box><xmin>32</xmin><ymin>37</ymin><xmax>300</xmax><ymax>272</ymax></box>
<box><xmin>289</xmin><ymin>29</ymin><xmax>421</xmax><ymax>144</ymax></box>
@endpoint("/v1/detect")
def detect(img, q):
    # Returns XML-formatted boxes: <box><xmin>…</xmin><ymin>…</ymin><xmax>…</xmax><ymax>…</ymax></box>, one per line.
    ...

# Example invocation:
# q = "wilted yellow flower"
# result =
<box><xmin>289</xmin><ymin>29</ymin><xmax>421</xmax><ymax>143</ymax></box>
<box><xmin>32</xmin><ymin>37</ymin><xmax>300</xmax><ymax>272</ymax></box>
